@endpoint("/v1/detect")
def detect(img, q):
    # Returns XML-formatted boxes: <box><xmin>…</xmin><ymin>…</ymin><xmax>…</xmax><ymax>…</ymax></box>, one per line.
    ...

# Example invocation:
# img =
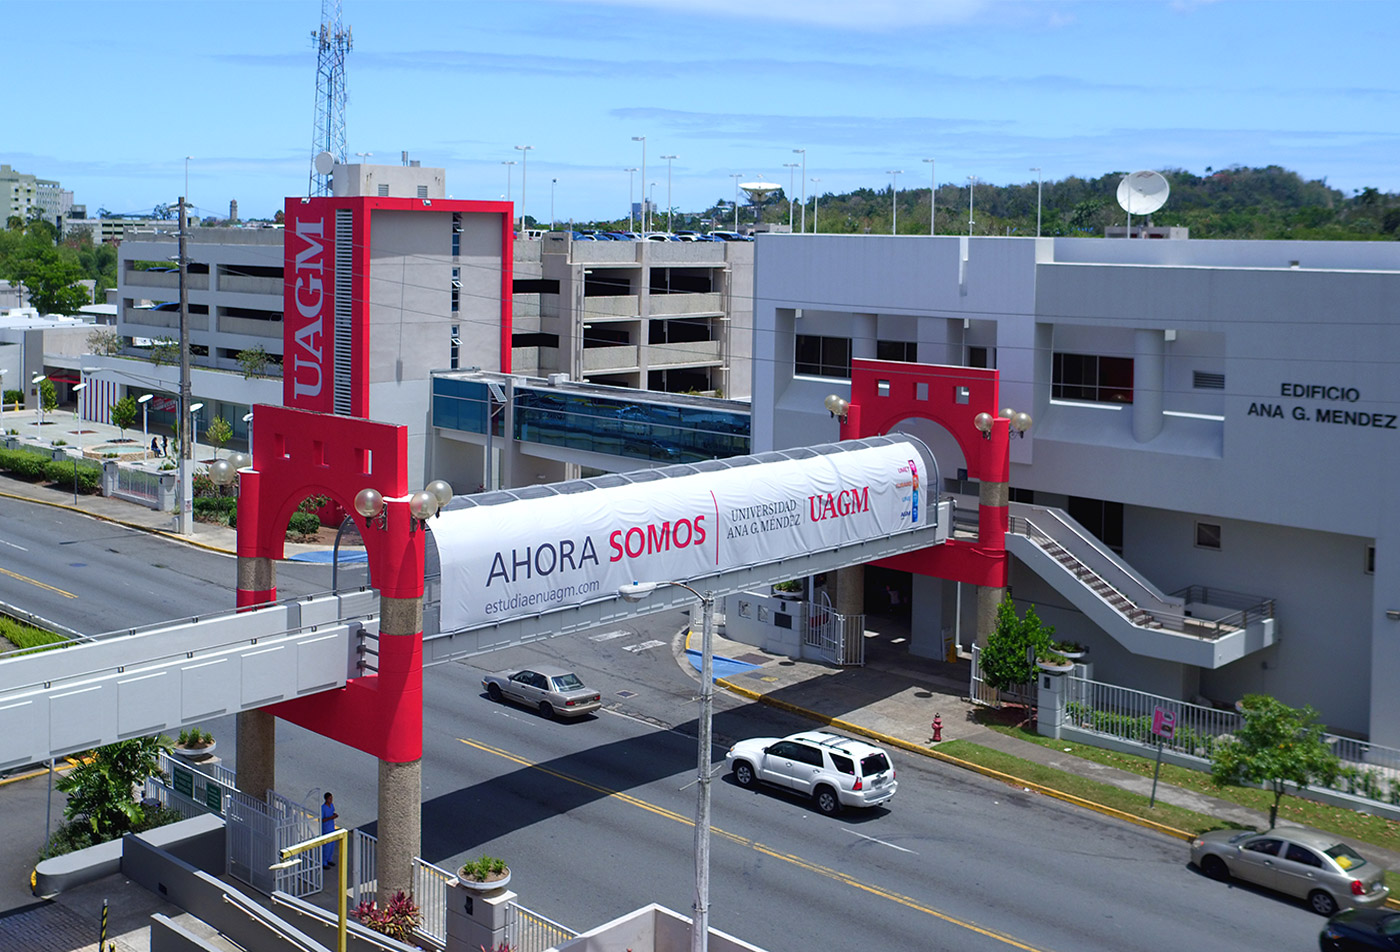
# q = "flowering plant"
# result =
<box><xmin>354</xmin><ymin>890</ymin><xmax>421</xmax><ymax>943</ymax></box>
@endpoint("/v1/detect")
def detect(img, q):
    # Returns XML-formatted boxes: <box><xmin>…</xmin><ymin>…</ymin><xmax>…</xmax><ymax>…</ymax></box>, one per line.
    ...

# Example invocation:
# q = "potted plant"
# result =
<box><xmin>1053</xmin><ymin>641</ymin><xmax>1087</xmax><ymax>660</ymax></box>
<box><xmin>170</xmin><ymin>727</ymin><xmax>216</xmax><ymax>758</ymax></box>
<box><xmin>772</xmin><ymin>579</ymin><xmax>803</xmax><ymax>600</ymax></box>
<box><xmin>456</xmin><ymin>855</ymin><xmax>511</xmax><ymax>892</ymax></box>
<box><xmin>1035</xmin><ymin>651</ymin><xmax>1075</xmax><ymax>674</ymax></box>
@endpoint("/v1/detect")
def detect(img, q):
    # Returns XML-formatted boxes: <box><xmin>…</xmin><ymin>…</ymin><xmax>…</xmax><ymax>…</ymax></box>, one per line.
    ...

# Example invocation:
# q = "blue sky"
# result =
<box><xmin>7</xmin><ymin>0</ymin><xmax>1398</xmax><ymax>224</ymax></box>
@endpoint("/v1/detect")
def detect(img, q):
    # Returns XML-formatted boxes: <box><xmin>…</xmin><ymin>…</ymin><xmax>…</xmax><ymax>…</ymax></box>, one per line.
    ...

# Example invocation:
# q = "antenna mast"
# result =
<box><xmin>308</xmin><ymin>0</ymin><xmax>352</xmax><ymax>196</ymax></box>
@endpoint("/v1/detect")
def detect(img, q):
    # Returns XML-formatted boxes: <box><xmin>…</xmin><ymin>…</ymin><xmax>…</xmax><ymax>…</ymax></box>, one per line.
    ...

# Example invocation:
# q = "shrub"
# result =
<box><xmin>287</xmin><ymin>511</ymin><xmax>321</xmax><ymax>540</ymax></box>
<box><xmin>193</xmin><ymin>496</ymin><xmax>238</xmax><ymax>516</ymax></box>
<box><xmin>0</xmin><ymin>447</ymin><xmax>51</xmax><ymax>480</ymax></box>
<box><xmin>176</xmin><ymin>727</ymin><xmax>214</xmax><ymax>748</ymax></box>
<box><xmin>3</xmin><ymin>389</ymin><xmax>21</xmax><ymax>406</ymax></box>
<box><xmin>43</xmin><ymin>459</ymin><xmax>101</xmax><ymax>494</ymax></box>
<box><xmin>0</xmin><ymin>616</ymin><xmax>69</xmax><ymax>651</ymax></box>
<box><xmin>354</xmin><ymin>890</ymin><xmax>421</xmax><ymax>944</ymax></box>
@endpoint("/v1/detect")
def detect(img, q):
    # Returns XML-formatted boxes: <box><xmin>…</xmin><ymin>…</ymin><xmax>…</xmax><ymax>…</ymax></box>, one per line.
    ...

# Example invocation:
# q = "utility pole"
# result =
<box><xmin>177</xmin><ymin>197</ymin><xmax>193</xmax><ymax>535</ymax></box>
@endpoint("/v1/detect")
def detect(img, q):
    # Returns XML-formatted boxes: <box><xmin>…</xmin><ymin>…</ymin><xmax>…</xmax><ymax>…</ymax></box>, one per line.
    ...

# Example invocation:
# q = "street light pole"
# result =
<box><xmin>661</xmin><ymin>155</ymin><xmax>678</xmax><ymax>233</ymax></box>
<box><xmin>177</xmin><ymin>194</ymin><xmax>193</xmax><ymax>534</ymax></box>
<box><xmin>730</xmin><ymin>174</ymin><xmax>743</xmax><ymax>231</ymax></box>
<box><xmin>31</xmin><ymin>374</ymin><xmax>47</xmax><ymax>427</ymax></box>
<box><xmin>71</xmin><ymin>382</ymin><xmax>87</xmax><ymax>504</ymax></box>
<box><xmin>625</xmin><ymin>168</ymin><xmax>638</xmax><ymax>232</ymax></box>
<box><xmin>1030</xmin><ymin>167</ymin><xmax>1043</xmax><ymax>237</ymax></box>
<box><xmin>551</xmin><ymin>178</ymin><xmax>557</xmax><ymax>231</ymax></box>
<box><xmin>967</xmin><ymin>175</ymin><xmax>977</xmax><ymax>237</ymax></box>
<box><xmin>923</xmin><ymin>158</ymin><xmax>936</xmax><ymax>235</ymax></box>
<box><xmin>139</xmin><ymin>393</ymin><xmax>153</xmax><ymax>460</ymax></box>
<box><xmin>501</xmin><ymin>161</ymin><xmax>516</xmax><ymax>223</ymax></box>
<box><xmin>632</xmin><ymin>136</ymin><xmax>647</xmax><ymax>233</ymax></box>
<box><xmin>887</xmin><ymin>170</ymin><xmax>903</xmax><ymax>234</ymax></box>
<box><xmin>515</xmin><ymin>145</ymin><xmax>533</xmax><ymax>233</ymax></box>
<box><xmin>184</xmin><ymin>157</ymin><xmax>193</xmax><ymax>207</ymax></box>
<box><xmin>811</xmin><ymin>178</ymin><xmax>822</xmax><ymax>233</ymax></box>
<box><xmin>619</xmin><ymin>580</ymin><xmax>716</xmax><ymax>952</ymax></box>
<box><xmin>782</xmin><ymin>163</ymin><xmax>798</xmax><ymax>229</ymax></box>
<box><xmin>793</xmin><ymin>148</ymin><xmax>806</xmax><ymax>232</ymax></box>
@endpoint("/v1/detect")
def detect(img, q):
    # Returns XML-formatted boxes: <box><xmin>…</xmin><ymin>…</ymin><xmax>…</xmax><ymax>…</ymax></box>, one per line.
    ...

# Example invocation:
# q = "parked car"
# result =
<box><xmin>1190</xmin><ymin>829</ymin><xmax>1389</xmax><ymax>916</ymax></box>
<box><xmin>724</xmin><ymin>729</ymin><xmax>896</xmax><ymax>815</ymax></box>
<box><xmin>569</xmin><ymin>231</ymin><xmax>597</xmax><ymax>241</ymax></box>
<box><xmin>482</xmin><ymin>665</ymin><xmax>602</xmax><ymax>719</ymax></box>
<box><xmin>710</xmin><ymin>230</ymin><xmax>753</xmax><ymax>242</ymax></box>
<box><xmin>1320</xmin><ymin>908</ymin><xmax>1400</xmax><ymax>950</ymax></box>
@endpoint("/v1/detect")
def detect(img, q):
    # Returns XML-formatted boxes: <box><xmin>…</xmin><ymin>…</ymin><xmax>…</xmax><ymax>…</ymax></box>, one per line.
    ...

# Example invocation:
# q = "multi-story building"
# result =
<box><xmin>753</xmin><ymin>233</ymin><xmax>1400</xmax><ymax>748</ymax></box>
<box><xmin>1</xmin><ymin>164</ymin><xmax>70</xmax><ymax>227</ymax></box>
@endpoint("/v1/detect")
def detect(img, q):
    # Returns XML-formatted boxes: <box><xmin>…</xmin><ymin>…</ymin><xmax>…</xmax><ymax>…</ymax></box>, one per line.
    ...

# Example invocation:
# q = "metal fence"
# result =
<box><xmin>109</xmin><ymin>464</ymin><xmax>164</xmax><ymax>508</ymax></box>
<box><xmin>414</xmin><ymin>858</ymin><xmax>453</xmax><ymax>947</ymax></box>
<box><xmin>1064</xmin><ymin>675</ymin><xmax>1400</xmax><ymax>806</ymax></box>
<box><xmin>507</xmin><ymin>901</ymin><xmax>578</xmax><ymax>952</ymax></box>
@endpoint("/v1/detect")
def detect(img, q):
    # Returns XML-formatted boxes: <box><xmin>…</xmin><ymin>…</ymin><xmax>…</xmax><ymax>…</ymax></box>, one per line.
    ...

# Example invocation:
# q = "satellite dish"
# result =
<box><xmin>313</xmin><ymin>151</ymin><xmax>336</xmax><ymax>176</ymax></box>
<box><xmin>1117</xmin><ymin>170</ymin><xmax>1169</xmax><ymax>216</ymax></box>
<box><xmin>739</xmin><ymin>181</ymin><xmax>782</xmax><ymax>203</ymax></box>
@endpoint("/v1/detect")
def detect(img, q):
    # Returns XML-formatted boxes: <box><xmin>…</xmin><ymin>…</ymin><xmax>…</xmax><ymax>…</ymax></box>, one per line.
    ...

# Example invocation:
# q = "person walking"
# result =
<box><xmin>321</xmin><ymin>792</ymin><xmax>339</xmax><ymax>868</ymax></box>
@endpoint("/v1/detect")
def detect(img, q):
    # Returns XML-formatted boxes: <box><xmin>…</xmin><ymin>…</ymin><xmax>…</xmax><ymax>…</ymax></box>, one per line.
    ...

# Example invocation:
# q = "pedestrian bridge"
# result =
<box><xmin>0</xmin><ymin>436</ymin><xmax>952</xmax><ymax>770</ymax></box>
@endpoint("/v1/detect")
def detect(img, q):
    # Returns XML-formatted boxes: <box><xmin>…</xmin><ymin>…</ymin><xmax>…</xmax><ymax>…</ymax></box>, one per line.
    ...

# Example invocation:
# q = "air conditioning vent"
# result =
<box><xmin>1193</xmin><ymin>371</ymin><xmax>1225</xmax><ymax>390</ymax></box>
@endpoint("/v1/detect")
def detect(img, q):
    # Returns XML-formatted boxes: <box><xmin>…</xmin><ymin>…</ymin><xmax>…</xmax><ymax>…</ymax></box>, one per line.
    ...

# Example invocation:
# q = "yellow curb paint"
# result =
<box><xmin>0</xmin><ymin>489</ymin><xmax>242</xmax><ymax>557</ymax></box>
<box><xmin>715</xmin><ymin>676</ymin><xmax>1196</xmax><ymax>842</ymax></box>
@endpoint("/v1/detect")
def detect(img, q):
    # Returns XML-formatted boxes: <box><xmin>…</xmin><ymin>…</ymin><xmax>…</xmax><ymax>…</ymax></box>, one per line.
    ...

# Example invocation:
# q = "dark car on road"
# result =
<box><xmin>1320</xmin><ymin>908</ymin><xmax>1400</xmax><ymax>950</ymax></box>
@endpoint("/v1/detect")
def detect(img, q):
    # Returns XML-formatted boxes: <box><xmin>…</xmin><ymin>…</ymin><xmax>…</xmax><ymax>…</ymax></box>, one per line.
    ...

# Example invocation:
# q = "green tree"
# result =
<box><xmin>53</xmin><ymin>736</ymin><xmax>166</xmax><ymax>843</ymax></box>
<box><xmin>9</xmin><ymin>249</ymin><xmax>89</xmax><ymax>314</ymax></box>
<box><xmin>39</xmin><ymin>378</ymin><xmax>58</xmax><ymax>416</ymax></box>
<box><xmin>206</xmin><ymin>416</ymin><xmax>232</xmax><ymax>457</ymax></box>
<box><xmin>979</xmin><ymin>597</ymin><xmax>1056</xmax><ymax>692</ymax></box>
<box><xmin>1210</xmin><ymin>694</ymin><xmax>1340</xmax><ymax>828</ymax></box>
<box><xmin>237</xmin><ymin>344</ymin><xmax>270</xmax><ymax>379</ymax></box>
<box><xmin>110</xmin><ymin>395</ymin><xmax>138</xmax><ymax>439</ymax></box>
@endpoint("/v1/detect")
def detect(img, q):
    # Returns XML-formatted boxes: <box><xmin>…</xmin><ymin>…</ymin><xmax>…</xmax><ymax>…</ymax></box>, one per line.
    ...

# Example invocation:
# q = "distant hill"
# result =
<box><xmin>577</xmin><ymin>166</ymin><xmax>1400</xmax><ymax>241</ymax></box>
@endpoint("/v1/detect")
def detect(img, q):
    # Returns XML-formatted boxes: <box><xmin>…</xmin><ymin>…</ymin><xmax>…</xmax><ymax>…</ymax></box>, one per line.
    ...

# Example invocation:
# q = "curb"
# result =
<box><xmin>715</xmin><ymin>675</ymin><xmax>1196</xmax><ymax>842</ymax></box>
<box><xmin>0</xmin><ymin>489</ymin><xmax>236</xmax><ymax>556</ymax></box>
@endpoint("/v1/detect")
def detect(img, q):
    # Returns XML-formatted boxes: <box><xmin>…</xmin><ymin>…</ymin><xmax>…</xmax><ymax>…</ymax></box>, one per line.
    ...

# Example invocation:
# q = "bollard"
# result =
<box><xmin>931</xmin><ymin>713</ymin><xmax>943</xmax><ymax>743</ymax></box>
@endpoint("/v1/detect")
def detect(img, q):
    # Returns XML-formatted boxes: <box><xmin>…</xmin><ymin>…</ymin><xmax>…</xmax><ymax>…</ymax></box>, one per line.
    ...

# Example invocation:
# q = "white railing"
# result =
<box><xmin>508</xmin><ymin>902</ymin><xmax>578</xmax><ymax>952</ymax></box>
<box><xmin>414</xmin><ymin>857</ymin><xmax>454</xmax><ymax>947</ymax></box>
<box><xmin>1064</xmin><ymin>675</ymin><xmax>1400</xmax><ymax>806</ymax></box>
<box><xmin>968</xmin><ymin>644</ymin><xmax>1037</xmax><ymax>709</ymax></box>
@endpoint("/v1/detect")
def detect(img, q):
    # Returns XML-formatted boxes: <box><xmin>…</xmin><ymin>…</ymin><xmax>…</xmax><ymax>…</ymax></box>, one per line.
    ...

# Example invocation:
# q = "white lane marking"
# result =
<box><xmin>843</xmin><ymin>828</ymin><xmax>916</xmax><ymax>854</ymax></box>
<box><xmin>622</xmin><ymin>640</ymin><xmax>665</xmax><ymax>653</ymax></box>
<box><xmin>0</xmin><ymin>539</ymin><xmax>27</xmax><ymax>551</ymax></box>
<box><xmin>589</xmin><ymin>630</ymin><xmax>630</xmax><ymax>642</ymax></box>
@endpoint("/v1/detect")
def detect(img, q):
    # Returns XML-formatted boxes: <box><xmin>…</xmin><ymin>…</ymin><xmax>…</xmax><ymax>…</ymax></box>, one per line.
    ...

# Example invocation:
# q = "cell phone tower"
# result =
<box><xmin>308</xmin><ymin>0</ymin><xmax>352</xmax><ymax>197</ymax></box>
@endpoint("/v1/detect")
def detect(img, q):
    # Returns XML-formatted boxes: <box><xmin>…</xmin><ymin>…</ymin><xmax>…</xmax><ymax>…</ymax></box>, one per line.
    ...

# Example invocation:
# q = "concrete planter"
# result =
<box><xmin>455</xmin><ymin>866</ymin><xmax>511</xmax><ymax>893</ymax></box>
<box><xmin>1036</xmin><ymin>659</ymin><xmax>1074</xmax><ymax>674</ymax></box>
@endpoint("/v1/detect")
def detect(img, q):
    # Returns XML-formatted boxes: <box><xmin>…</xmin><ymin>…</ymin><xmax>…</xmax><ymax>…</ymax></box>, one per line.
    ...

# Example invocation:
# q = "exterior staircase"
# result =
<box><xmin>1004</xmin><ymin>502</ymin><xmax>1275</xmax><ymax>668</ymax></box>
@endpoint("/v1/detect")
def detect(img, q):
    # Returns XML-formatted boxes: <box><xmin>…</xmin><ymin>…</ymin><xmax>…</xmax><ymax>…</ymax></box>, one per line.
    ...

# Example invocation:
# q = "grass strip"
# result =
<box><xmin>0</xmin><ymin>615</ymin><xmax>69</xmax><ymax>652</ymax></box>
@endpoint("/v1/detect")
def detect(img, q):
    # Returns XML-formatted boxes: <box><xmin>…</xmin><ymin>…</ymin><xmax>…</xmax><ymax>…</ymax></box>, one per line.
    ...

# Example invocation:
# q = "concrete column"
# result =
<box><xmin>445</xmin><ymin>885</ymin><xmax>516</xmax><ymax>952</ymax></box>
<box><xmin>833</xmin><ymin>564</ymin><xmax>864</xmax><ymax>618</ymax></box>
<box><xmin>975</xmin><ymin>478</ymin><xmax>1008</xmax><ymax>647</ymax></box>
<box><xmin>1037</xmin><ymin>669</ymin><xmax>1067</xmax><ymax>740</ymax></box>
<box><xmin>235</xmin><ymin>709</ymin><xmax>277</xmax><ymax>801</ymax></box>
<box><xmin>1133</xmin><ymin>329</ymin><xmax>1165</xmax><ymax>443</ymax></box>
<box><xmin>236</xmin><ymin>555</ymin><xmax>277</xmax><ymax>799</ymax></box>
<box><xmin>377</xmin><ymin>594</ymin><xmax>423</xmax><ymax>900</ymax></box>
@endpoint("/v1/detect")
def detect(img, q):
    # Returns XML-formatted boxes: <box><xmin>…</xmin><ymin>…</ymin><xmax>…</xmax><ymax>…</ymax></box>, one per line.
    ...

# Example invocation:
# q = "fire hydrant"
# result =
<box><xmin>931</xmin><ymin>713</ymin><xmax>944</xmax><ymax>743</ymax></box>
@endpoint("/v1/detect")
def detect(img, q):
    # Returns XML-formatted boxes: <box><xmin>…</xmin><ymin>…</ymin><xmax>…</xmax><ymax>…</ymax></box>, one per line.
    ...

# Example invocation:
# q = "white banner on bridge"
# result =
<box><xmin>434</xmin><ymin>440</ymin><xmax>928</xmax><ymax>632</ymax></box>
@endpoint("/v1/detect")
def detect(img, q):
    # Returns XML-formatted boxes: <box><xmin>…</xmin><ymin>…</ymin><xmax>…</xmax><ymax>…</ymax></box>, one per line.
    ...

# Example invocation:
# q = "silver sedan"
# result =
<box><xmin>481</xmin><ymin>665</ymin><xmax>602</xmax><ymax>719</ymax></box>
<box><xmin>1190</xmin><ymin>828</ymin><xmax>1389</xmax><ymax>916</ymax></box>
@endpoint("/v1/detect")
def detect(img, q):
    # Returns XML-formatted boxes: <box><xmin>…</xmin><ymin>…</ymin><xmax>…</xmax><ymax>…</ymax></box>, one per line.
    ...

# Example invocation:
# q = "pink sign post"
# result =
<box><xmin>1149</xmin><ymin>706</ymin><xmax>1177</xmax><ymax>806</ymax></box>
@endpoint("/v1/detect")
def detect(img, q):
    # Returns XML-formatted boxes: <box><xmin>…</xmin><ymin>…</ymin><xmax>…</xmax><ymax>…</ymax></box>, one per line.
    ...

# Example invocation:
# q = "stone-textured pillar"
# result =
<box><xmin>1133</xmin><ymin>329</ymin><xmax>1165</xmax><ymax>443</ymax></box>
<box><xmin>975</xmin><ymin>477</ymin><xmax>1008</xmax><ymax>647</ymax></box>
<box><xmin>833</xmin><ymin>564</ymin><xmax>865</xmax><ymax>618</ymax></box>
<box><xmin>236</xmin><ymin>555</ymin><xmax>277</xmax><ymax>799</ymax></box>
<box><xmin>377</xmin><ymin>594</ymin><xmax>423</xmax><ymax>900</ymax></box>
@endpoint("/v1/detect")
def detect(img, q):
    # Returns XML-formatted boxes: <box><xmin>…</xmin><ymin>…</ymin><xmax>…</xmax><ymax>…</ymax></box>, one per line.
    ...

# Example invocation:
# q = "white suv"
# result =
<box><xmin>724</xmin><ymin>730</ymin><xmax>897</xmax><ymax>815</ymax></box>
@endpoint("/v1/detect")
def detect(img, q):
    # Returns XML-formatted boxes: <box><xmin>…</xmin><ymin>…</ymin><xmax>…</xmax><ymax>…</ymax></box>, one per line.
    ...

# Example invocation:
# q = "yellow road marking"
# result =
<box><xmin>460</xmin><ymin>738</ymin><xmax>1050</xmax><ymax>952</ymax></box>
<box><xmin>0</xmin><ymin>565</ymin><xmax>78</xmax><ymax>599</ymax></box>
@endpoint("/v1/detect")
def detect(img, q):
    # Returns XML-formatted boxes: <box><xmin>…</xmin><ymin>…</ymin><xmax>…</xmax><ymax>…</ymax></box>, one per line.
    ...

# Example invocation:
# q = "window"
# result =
<box><xmin>1366</xmin><ymin>545</ymin><xmax>1375</xmax><ymax>575</ymax></box>
<box><xmin>451</xmin><ymin>213</ymin><xmax>461</xmax><ymax>257</ymax></box>
<box><xmin>1285</xmin><ymin>844</ymin><xmax>1323</xmax><ymax>868</ymax></box>
<box><xmin>877</xmin><ymin>339</ymin><xmax>917</xmax><ymax>362</ymax></box>
<box><xmin>450</xmin><ymin>324</ymin><xmax>460</xmax><ymax>370</ymax></box>
<box><xmin>795</xmin><ymin>334</ymin><xmax>852</xmax><ymax>378</ymax></box>
<box><xmin>1196</xmin><ymin>522</ymin><xmax>1222</xmax><ymax>550</ymax></box>
<box><xmin>451</xmin><ymin>267</ymin><xmax>460</xmax><ymax>313</ymax></box>
<box><xmin>830</xmin><ymin>754</ymin><xmax>855</xmax><ymax>775</ymax></box>
<box><xmin>1053</xmin><ymin>352</ymin><xmax>1134</xmax><ymax>404</ymax></box>
<box><xmin>968</xmin><ymin>346</ymin><xmax>994</xmax><ymax>369</ymax></box>
<box><xmin>1244</xmin><ymin>839</ymin><xmax>1282</xmax><ymax>856</ymax></box>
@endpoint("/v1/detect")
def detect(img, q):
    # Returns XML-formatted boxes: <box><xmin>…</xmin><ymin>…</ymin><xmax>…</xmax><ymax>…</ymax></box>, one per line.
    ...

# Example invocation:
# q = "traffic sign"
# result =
<box><xmin>1152</xmin><ymin>706</ymin><xmax>1176</xmax><ymax>739</ymax></box>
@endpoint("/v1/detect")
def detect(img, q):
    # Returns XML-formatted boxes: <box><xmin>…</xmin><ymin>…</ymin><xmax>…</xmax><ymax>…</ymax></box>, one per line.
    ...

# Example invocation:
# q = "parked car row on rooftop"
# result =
<box><xmin>564</xmin><ymin>229</ymin><xmax>754</xmax><ymax>243</ymax></box>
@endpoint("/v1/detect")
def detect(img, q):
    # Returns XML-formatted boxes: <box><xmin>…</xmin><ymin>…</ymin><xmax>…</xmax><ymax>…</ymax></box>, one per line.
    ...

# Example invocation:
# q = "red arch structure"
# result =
<box><xmin>837</xmin><ymin>358</ymin><xmax>1010</xmax><ymax>587</ymax></box>
<box><xmin>235</xmin><ymin>404</ymin><xmax>425</xmax><ymax>763</ymax></box>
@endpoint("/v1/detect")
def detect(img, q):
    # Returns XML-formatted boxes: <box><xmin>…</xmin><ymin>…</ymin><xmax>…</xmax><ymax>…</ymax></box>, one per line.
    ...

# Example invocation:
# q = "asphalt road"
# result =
<box><xmin>260</xmin><ymin>630</ymin><xmax>1323</xmax><ymax>952</ymax></box>
<box><xmin>0</xmin><ymin>503</ymin><xmax>1328</xmax><ymax>950</ymax></box>
<box><xmin>0</xmin><ymin>495</ymin><xmax>334</xmax><ymax>635</ymax></box>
